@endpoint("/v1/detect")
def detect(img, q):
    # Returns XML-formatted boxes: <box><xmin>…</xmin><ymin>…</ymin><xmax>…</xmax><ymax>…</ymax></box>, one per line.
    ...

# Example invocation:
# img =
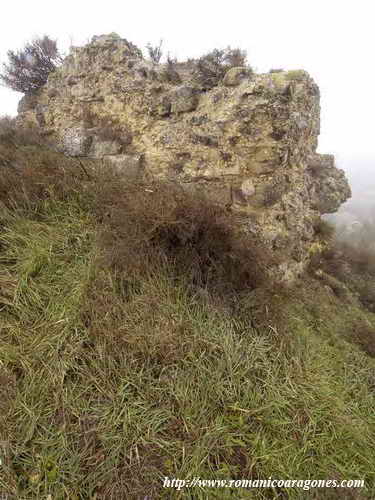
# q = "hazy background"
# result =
<box><xmin>1</xmin><ymin>0</ymin><xmax>373</xmax><ymax>225</ymax></box>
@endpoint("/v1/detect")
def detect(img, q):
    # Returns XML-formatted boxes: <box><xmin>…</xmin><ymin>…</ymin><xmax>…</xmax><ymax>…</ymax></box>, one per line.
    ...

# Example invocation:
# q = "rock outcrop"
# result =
<box><xmin>17</xmin><ymin>33</ymin><xmax>351</xmax><ymax>280</ymax></box>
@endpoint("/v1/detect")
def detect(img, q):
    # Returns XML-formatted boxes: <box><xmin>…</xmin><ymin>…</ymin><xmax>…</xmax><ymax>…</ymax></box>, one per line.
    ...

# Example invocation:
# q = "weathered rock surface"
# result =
<box><xmin>17</xmin><ymin>33</ymin><xmax>351</xmax><ymax>280</ymax></box>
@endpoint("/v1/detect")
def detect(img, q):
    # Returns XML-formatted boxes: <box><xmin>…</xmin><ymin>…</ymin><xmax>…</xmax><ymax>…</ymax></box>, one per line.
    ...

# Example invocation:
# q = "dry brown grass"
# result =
<box><xmin>0</xmin><ymin>115</ymin><xmax>43</xmax><ymax>146</ymax></box>
<box><xmin>350</xmin><ymin>322</ymin><xmax>375</xmax><ymax>358</ymax></box>
<box><xmin>91</xmin><ymin>173</ymin><xmax>276</xmax><ymax>301</ymax></box>
<box><xmin>0</xmin><ymin>149</ymin><xmax>92</xmax><ymax>213</ymax></box>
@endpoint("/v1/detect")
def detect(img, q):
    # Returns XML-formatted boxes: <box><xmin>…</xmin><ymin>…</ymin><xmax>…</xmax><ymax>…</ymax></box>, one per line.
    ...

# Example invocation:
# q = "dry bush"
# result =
<box><xmin>79</xmin><ymin>167</ymin><xmax>281</xmax><ymax>370</ymax></box>
<box><xmin>91</xmin><ymin>172</ymin><xmax>276</xmax><ymax>298</ymax></box>
<box><xmin>223</xmin><ymin>47</ymin><xmax>247</xmax><ymax>67</ymax></box>
<box><xmin>322</xmin><ymin>243</ymin><xmax>375</xmax><ymax>279</ymax></box>
<box><xmin>166</xmin><ymin>53</ymin><xmax>178</xmax><ymax>66</ymax></box>
<box><xmin>346</xmin><ymin>246</ymin><xmax>375</xmax><ymax>276</ymax></box>
<box><xmin>310</xmin><ymin>236</ymin><xmax>375</xmax><ymax>311</ymax></box>
<box><xmin>194</xmin><ymin>46</ymin><xmax>251</xmax><ymax>89</ymax></box>
<box><xmin>0</xmin><ymin>36</ymin><xmax>63</xmax><ymax>93</ymax></box>
<box><xmin>350</xmin><ymin>322</ymin><xmax>375</xmax><ymax>358</ymax></box>
<box><xmin>146</xmin><ymin>40</ymin><xmax>163</xmax><ymax>63</ymax></box>
<box><xmin>358</xmin><ymin>282</ymin><xmax>375</xmax><ymax>312</ymax></box>
<box><xmin>0</xmin><ymin>116</ymin><xmax>16</xmax><ymax>144</ymax></box>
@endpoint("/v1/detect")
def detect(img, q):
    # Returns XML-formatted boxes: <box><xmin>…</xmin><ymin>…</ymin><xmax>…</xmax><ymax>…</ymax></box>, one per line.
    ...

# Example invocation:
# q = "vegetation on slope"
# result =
<box><xmin>0</xmin><ymin>138</ymin><xmax>375</xmax><ymax>499</ymax></box>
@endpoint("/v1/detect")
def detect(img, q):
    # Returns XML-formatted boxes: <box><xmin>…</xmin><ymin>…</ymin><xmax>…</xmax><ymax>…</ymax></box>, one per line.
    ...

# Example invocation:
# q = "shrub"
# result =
<box><xmin>223</xmin><ymin>47</ymin><xmax>247</xmax><ymax>67</ymax></box>
<box><xmin>0</xmin><ymin>36</ymin><xmax>63</xmax><ymax>94</ymax></box>
<box><xmin>166</xmin><ymin>53</ymin><xmax>178</xmax><ymax>66</ymax></box>
<box><xmin>146</xmin><ymin>40</ymin><xmax>163</xmax><ymax>63</ymax></box>
<box><xmin>194</xmin><ymin>46</ymin><xmax>250</xmax><ymax>89</ymax></box>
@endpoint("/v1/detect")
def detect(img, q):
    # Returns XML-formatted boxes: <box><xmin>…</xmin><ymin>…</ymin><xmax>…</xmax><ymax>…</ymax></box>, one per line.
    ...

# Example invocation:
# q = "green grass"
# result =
<box><xmin>0</xmin><ymin>159</ymin><xmax>374</xmax><ymax>499</ymax></box>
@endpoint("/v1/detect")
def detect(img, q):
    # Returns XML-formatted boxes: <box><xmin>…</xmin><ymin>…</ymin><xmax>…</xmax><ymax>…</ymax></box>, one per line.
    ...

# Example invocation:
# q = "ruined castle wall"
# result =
<box><xmin>18</xmin><ymin>34</ymin><xmax>351</xmax><ymax>280</ymax></box>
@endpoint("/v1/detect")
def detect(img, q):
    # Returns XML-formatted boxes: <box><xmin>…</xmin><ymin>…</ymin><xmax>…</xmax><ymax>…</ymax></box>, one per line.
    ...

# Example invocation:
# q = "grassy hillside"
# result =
<box><xmin>0</xmin><ymin>141</ymin><xmax>375</xmax><ymax>499</ymax></box>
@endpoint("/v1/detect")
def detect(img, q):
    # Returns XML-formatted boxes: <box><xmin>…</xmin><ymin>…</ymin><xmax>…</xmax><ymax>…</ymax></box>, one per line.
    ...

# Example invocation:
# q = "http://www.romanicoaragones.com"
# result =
<box><xmin>162</xmin><ymin>476</ymin><xmax>365</xmax><ymax>492</ymax></box>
